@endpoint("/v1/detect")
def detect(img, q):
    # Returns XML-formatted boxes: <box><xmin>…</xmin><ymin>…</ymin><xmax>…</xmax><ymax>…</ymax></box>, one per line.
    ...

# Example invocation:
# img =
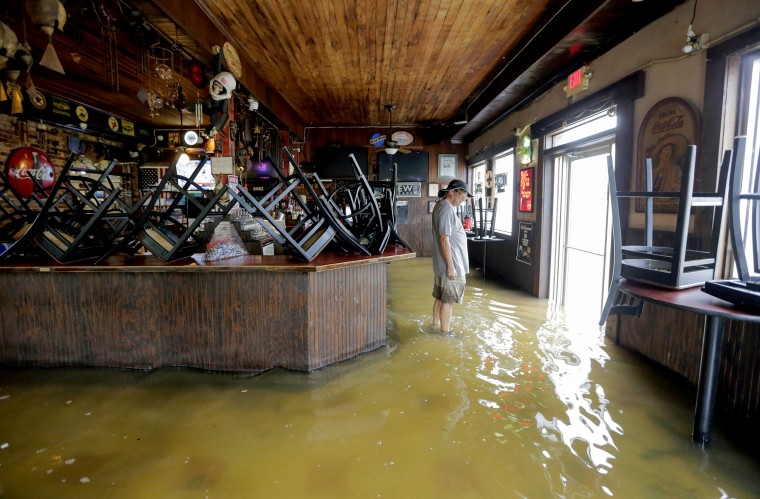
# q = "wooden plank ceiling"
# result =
<box><xmin>3</xmin><ymin>0</ymin><xmax>686</xmax><ymax>143</ymax></box>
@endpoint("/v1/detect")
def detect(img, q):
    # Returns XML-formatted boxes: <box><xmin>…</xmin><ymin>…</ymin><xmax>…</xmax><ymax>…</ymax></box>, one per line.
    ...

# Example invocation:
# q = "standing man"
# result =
<box><xmin>432</xmin><ymin>179</ymin><xmax>473</xmax><ymax>334</ymax></box>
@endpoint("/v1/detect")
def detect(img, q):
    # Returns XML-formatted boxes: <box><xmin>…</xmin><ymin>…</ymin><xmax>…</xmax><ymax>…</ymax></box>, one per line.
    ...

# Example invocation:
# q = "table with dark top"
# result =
<box><xmin>619</xmin><ymin>278</ymin><xmax>760</xmax><ymax>444</ymax></box>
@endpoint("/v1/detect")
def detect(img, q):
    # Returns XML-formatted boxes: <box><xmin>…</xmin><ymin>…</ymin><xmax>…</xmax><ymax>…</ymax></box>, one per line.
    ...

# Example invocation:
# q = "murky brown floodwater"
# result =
<box><xmin>1</xmin><ymin>257</ymin><xmax>759</xmax><ymax>498</ymax></box>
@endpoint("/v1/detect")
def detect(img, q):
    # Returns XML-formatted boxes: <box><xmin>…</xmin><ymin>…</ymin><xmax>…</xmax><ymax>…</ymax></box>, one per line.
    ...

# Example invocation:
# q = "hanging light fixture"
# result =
<box><xmin>384</xmin><ymin>104</ymin><xmax>398</xmax><ymax>155</ymax></box>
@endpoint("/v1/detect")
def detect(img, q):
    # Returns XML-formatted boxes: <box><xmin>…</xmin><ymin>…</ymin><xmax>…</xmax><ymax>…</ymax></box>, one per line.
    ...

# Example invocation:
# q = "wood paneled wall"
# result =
<box><xmin>304</xmin><ymin>128</ymin><xmax>467</xmax><ymax>256</ymax></box>
<box><xmin>0</xmin><ymin>263</ymin><xmax>389</xmax><ymax>372</ymax></box>
<box><xmin>611</xmin><ymin>305</ymin><xmax>760</xmax><ymax>427</ymax></box>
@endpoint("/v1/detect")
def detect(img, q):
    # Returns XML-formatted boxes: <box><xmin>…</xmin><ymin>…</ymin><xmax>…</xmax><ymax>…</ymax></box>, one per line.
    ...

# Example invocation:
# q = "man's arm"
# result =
<box><xmin>439</xmin><ymin>234</ymin><xmax>456</xmax><ymax>279</ymax></box>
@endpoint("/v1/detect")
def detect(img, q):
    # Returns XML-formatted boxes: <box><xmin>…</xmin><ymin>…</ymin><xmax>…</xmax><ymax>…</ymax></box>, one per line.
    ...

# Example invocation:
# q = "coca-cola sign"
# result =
<box><xmin>5</xmin><ymin>147</ymin><xmax>57</xmax><ymax>199</ymax></box>
<box><xmin>636</xmin><ymin>97</ymin><xmax>701</xmax><ymax>214</ymax></box>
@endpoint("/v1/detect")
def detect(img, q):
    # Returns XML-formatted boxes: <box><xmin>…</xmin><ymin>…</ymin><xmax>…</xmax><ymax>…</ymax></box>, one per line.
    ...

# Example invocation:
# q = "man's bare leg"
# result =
<box><xmin>433</xmin><ymin>299</ymin><xmax>442</xmax><ymax>327</ymax></box>
<box><xmin>439</xmin><ymin>302</ymin><xmax>453</xmax><ymax>333</ymax></box>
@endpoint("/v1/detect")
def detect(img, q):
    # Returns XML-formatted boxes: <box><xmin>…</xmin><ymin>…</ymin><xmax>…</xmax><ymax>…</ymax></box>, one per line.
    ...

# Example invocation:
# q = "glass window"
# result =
<box><xmin>547</xmin><ymin>111</ymin><xmax>617</xmax><ymax>149</ymax></box>
<box><xmin>492</xmin><ymin>151</ymin><xmax>514</xmax><ymax>235</ymax></box>
<box><xmin>733</xmin><ymin>51</ymin><xmax>760</xmax><ymax>279</ymax></box>
<box><xmin>471</xmin><ymin>162</ymin><xmax>486</xmax><ymax>201</ymax></box>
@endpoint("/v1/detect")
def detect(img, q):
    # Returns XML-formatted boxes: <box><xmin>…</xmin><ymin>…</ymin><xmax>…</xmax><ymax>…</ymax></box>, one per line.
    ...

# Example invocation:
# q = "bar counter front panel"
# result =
<box><xmin>0</xmin><ymin>248</ymin><xmax>415</xmax><ymax>372</ymax></box>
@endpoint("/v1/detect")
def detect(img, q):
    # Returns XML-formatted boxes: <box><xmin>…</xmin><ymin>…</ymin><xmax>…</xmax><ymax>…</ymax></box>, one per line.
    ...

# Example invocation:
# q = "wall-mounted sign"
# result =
<box><xmin>24</xmin><ymin>89</ymin><xmax>152</xmax><ymax>142</ymax></box>
<box><xmin>108</xmin><ymin>116</ymin><xmax>119</xmax><ymax>132</ymax></box>
<box><xmin>370</xmin><ymin>132</ymin><xmax>385</xmax><ymax>146</ymax></box>
<box><xmin>75</xmin><ymin>105</ymin><xmax>88</xmax><ymax>122</ymax></box>
<box><xmin>516</xmin><ymin>222</ymin><xmax>533</xmax><ymax>265</ymax></box>
<box><xmin>396</xmin><ymin>182</ymin><xmax>421</xmax><ymax>197</ymax></box>
<box><xmin>519</xmin><ymin>167</ymin><xmax>534</xmax><ymax>212</ymax></box>
<box><xmin>51</xmin><ymin>96</ymin><xmax>72</xmax><ymax>118</ymax></box>
<box><xmin>392</xmin><ymin>131</ymin><xmax>414</xmax><ymax>146</ymax></box>
<box><xmin>438</xmin><ymin>154</ymin><xmax>457</xmax><ymax>178</ymax></box>
<box><xmin>636</xmin><ymin>97</ymin><xmax>701</xmax><ymax>214</ymax></box>
<box><xmin>565</xmin><ymin>65</ymin><xmax>590</xmax><ymax>97</ymax></box>
<box><xmin>223</xmin><ymin>41</ymin><xmax>243</xmax><ymax>79</ymax></box>
<box><xmin>121</xmin><ymin>119</ymin><xmax>134</xmax><ymax>136</ymax></box>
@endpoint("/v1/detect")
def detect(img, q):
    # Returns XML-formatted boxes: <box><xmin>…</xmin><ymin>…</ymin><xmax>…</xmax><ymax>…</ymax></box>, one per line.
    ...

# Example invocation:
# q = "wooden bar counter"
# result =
<box><xmin>0</xmin><ymin>247</ymin><xmax>415</xmax><ymax>372</ymax></box>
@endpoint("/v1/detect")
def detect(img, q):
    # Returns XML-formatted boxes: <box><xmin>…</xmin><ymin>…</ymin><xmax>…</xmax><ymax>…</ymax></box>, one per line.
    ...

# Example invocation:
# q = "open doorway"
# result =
<box><xmin>547</xmin><ymin>112</ymin><xmax>617</xmax><ymax>325</ymax></box>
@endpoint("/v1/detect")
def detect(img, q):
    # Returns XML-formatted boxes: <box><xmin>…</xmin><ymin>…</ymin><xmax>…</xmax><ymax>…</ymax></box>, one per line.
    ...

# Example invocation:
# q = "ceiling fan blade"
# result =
<box><xmin>398</xmin><ymin>147</ymin><xmax>412</xmax><ymax>154</ymax></box>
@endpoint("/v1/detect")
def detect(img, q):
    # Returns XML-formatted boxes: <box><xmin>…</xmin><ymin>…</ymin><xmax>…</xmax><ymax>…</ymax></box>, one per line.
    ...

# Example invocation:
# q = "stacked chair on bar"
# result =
<box><xmin>347</xmin><ymin>156</ymin><xmax>412</xmax><ymax>252</ymax></box>
<box><xmin>32</xmin><ymin>154</ymin><xmax>148</xmax><ymax>263</ymax></box>
<box><xmin>0</xmin><ymin>147</ymin><xmax>58</xmax><ymax>260</ymax></box>
<box><xmin>227</xmin><ymin>153</ymin><xmax>337</xmax><ymax>262</ymax></box>
<box><xmin>599</xmin><ymin>141</ymin><xmax>735</xmax><ymax>325</ymax></box>
<box><xmin>110</xmin><ymin>150</ymin><xmax>236</xmax><ymax>263</ymax></box>
<box><xmin>0</xmin><ymin>150</ymin><xmax>146</xmax><ymax>264</ymax></box>
<box><xmin>282</xmin><ymin>147</ymin><xmax>390</xmax><ymax>256</ymax></box>
<box><xmin>470</xmin><ymin>196</ymin><xmax>498</xmax><ymax>239</ymax></box>
<box><xmin>702</xmin><ymin>136</ymin><xmax>760</xmax><ymax>307</ymax></box>
<box><xmin>318</xmin><ymin>153</ymin><xmax>387</xmax><ymax>254</ymax></box>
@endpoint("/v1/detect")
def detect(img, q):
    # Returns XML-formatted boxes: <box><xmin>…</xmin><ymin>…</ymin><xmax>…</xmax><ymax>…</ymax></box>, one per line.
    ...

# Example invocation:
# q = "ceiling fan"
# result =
<box><xmin>368</xmin><ymin>104</ymin><xmax>422</xmax><ymax>154</ymax></box>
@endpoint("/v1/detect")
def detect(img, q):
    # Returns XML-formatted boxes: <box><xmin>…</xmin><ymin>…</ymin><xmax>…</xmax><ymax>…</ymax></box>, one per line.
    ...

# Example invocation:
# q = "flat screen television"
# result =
<box><xmin>314</xmin><ymin>147</ymin><xmax>368</xmax><ymax>178</ymax></box>
<box><xmin>377</xmin><ymin>150</ymin><xmax>429</xmax><ymax>182</ymax></box>
<box><xmin>244</xmin><ymin>156</ymin><xmax>280</xmax><ymax>180</ymax></box>
<box><xmin>177</xmin><ymin>158</ymin><xmax>216</xmax><ymax>191</ymax></box>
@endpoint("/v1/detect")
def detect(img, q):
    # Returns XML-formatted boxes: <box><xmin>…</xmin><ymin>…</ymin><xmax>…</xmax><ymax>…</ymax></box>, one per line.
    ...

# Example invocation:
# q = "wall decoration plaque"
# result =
<box><xmin>636</xmin><ymin>97</ymin><xmax>701</xmax><ymax>213</ymax></box>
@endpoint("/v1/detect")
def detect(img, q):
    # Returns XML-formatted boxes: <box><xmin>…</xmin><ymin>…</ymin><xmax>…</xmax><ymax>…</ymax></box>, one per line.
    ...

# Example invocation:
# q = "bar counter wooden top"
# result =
<box><xmin>0</xmin><ymin>245</ymin><xmax>416</xmax><ymax>272</ymax></box>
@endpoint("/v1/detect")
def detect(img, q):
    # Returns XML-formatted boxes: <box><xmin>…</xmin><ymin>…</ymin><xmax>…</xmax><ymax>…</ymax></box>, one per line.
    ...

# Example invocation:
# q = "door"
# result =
<box><xmin>550</xmin><ymin>143</ymin><xmax>614</xmax><ymax>324</ymax></box>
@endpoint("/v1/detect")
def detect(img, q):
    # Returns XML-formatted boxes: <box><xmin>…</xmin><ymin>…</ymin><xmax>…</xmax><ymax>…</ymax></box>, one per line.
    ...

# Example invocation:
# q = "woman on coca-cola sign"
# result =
<box><xmin>652</xmin><ymin>140</ymin><xmax>684</xmax><ymax>192</ymax></box>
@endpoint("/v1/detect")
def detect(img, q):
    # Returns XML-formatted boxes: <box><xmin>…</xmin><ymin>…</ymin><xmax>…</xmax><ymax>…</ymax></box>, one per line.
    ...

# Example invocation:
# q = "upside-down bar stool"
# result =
<box><xmin>470</xmin><ymin>196</ymin><xmax>498</xmax><ymax>240</ymax></box>
<box><xmin>227</xmin><ymin>158</ymin><xmax>336</xmax><ymax>262</ymax></box>
<box><xmin>317</xmin><ymin>153</ymin><xmax>390</xmax><ymax>254</ymax></box>
<box><xmin>32</xmin><ymin>156</ymin><xmax>149</xmax><ymax>263</ymax></box>
<box><xmin>600</xmin><ymin>143</ymin><xmax>733</xmax><ymax>325</ymax></box>
<box><xmin>283</xmin><ymin>146</ymin><xmax>371</xmax><ymax>256</ymax></box>
<box><xmin>702</xmin><ymin>136</ymin><xmax>760</xmax><ymax>306</ymax></box>
<box><xmin>369</xmin><ymin>160</ymin><xmax>412</xmax><ymax>251</ymax></box>
<box><xmin>130</xmin><ymin>151</ymin><xmax>236</xmax><ymax>263</ymax></box>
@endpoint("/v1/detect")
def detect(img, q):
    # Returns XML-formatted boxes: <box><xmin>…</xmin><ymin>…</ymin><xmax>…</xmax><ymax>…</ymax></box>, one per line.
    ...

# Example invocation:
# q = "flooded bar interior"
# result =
<box><xmin>2</xmin><ymin>0</ymin><xmax>760</xmax><ymax>496</ymax></box>
<box><xmin>1</xmin><ymin>259</ymin><xmax>759</xmax><ymax>497</ymax></box>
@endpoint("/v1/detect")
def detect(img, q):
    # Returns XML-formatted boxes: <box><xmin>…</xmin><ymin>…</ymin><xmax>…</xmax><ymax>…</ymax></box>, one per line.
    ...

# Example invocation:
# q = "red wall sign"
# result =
<box><xmin>519</xmin><ymin>167</ymin><xmax>534</xmax><ymax>213</ymax></box>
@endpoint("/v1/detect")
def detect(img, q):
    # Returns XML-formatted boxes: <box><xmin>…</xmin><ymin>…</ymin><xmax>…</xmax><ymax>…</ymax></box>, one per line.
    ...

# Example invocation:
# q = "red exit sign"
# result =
<box><xmin>566</xmin><ymin>65</ymin><xmax>590</xmax><ymax>97</ymax></box>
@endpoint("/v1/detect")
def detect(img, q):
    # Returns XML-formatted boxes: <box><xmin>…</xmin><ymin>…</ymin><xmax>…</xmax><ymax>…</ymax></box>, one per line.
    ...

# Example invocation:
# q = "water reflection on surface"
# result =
<box><xmin>1</xmin><ymin>257</ymin><xmax>759</xmax><ymax>497</ymax></box>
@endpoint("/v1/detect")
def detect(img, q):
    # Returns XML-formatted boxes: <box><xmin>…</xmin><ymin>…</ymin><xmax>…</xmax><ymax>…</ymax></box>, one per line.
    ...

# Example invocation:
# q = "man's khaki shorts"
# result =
<box><xmin>432</xmin><ymin>275</ymin><xmax>466</xmax><ymax>304</ymax></box>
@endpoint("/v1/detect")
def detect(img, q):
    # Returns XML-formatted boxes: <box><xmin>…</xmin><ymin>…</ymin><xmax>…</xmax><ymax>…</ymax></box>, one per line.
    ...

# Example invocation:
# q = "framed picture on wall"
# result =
<box><xmin>438</xmin><ymin>154</ymin><xmax>457</xmax><ymax>178</ymax></box>
<box><xmin>428</xmin><ymin>183</ymin><xmax>439</xmax><ymax>197</ymax></box>
<box><xmin>636</xmin><ymin>97</ymin><xmax>701</xmax><ymax>214</ymax></box>
<box><xmin>519</xmin><ymin>167</ymin><xmax>534</xmax><ymax>212</ymax></box>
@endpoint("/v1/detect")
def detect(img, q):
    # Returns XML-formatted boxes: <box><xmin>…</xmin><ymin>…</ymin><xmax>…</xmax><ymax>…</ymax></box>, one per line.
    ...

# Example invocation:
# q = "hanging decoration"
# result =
<box><xmin>202</xmin><ymin>45</ymin><xmax>235</xmax><ymax>138</ymax></box>
<box><xmin>0</xmin><ymin>21</ymin><xmax>19</xmax><ymax>69</ymax></box>
<box><xmin>144</xmin><ymin>43</ymin><xmax>180</xmax><ymax>117</ymax></box>
<box><xmin>0</xmin><ymin>21</ymin><xmax>31</xmax><ymax>115</ymax></box>
<box><xmin>0</xmin><ymin>22</ymin><xmax>17</xmax><ymax>103</ymax></box>
<box><xmin>26</xmin><ymin>0</ymin><xmax>66</xmax><ymax>74</ymax></box>
<box><xmin>93</xmin><ymin>0</ymin><xmax>123</xmax><ymax>90</ymax></box>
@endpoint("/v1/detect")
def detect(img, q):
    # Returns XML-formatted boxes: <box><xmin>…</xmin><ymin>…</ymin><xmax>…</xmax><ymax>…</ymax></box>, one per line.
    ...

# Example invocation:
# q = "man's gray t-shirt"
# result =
<box><xmin>431</xmin><ymin>199</ymin><xmax>469</xmax><ymax>278</ymax></box>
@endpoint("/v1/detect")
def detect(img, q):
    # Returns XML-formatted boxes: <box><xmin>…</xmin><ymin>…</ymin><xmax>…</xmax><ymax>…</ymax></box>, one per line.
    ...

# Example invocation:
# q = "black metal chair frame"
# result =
<box><xmin>282</xmin><ymin>147</ymin><xmax>372</xmax><ymax>256</ymax></box>
<box><xmin>470</xmin><ymin>196</ymin><xmax>498</xmax><ymax>240</ymax></box>
<box><xmin>0</xmin><ymin>154</ymin><xmax>75</xmax><ymax>261</ymax></box>
<box><xmin>0</xmin><ymin>167</ymin><xmax>49</xmax><ymax>244</ymax></box>
<box><xmin>227</xmin><ymin>158</ymin><xmax>336</xmax><ymax>262</ymax></box>
<box><xmin>700</xmin><ymin>136</ymin><xmax>760</xmax><ymax>308</ymax></box>
<box><xmin>319</xmin><ymin>153</ymin><xmax>390</xmax><ymax>254</ymax></box>
<box><xmin>124</xmin><ymin>151</ymin><xmax>236</xmax><ymax>263</ymax></box>
<box><xmin>367</xmin><ymin>161</ymin><xmax>412</xmax><ymax>251</ymax></box>
<box><xmin>32</xmin><ymin>157</ymin><xmax>148</xmax><ymax>263</ymax></box>
<box><xmin>600</xmin><ymin>144</ymin><xmax>733</xmax><ymax>325</ymax></box>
